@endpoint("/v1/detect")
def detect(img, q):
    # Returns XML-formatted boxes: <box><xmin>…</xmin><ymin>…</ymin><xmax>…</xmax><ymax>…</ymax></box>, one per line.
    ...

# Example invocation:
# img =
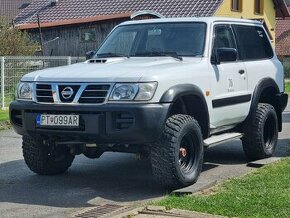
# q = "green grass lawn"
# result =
<box><xmin>0</xmin><ymin>110</ymin><xmax>9</xmax><ymax>122</ymax></box>
<box><xmin>156</xmin><ymin>158</ymin><xmax>290</xmax><ymax>218</ymax></box>
<box><xmin>285</xmin><ymin>82</ymin><xmax>290</xmax><ymax>93</ymax></box>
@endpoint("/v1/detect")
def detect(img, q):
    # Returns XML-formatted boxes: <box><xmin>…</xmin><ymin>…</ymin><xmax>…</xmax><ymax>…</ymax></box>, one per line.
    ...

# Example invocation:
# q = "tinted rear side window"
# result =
<box><xmin>233</xmin><ymin>25</ymin><xmax>273</xmax><ymax>60</ymax></box>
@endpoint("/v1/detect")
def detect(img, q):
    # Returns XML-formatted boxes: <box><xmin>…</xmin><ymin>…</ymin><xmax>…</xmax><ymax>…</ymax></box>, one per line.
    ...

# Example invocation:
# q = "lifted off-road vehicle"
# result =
<box><xmin>10</xmin><ymin>17</ymin><xmax>288</xmax><ymax>189</ymax></box>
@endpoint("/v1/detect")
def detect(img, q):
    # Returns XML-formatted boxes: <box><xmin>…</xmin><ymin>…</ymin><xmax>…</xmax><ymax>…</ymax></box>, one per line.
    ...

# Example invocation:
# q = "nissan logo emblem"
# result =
<box><xmin>61</xmin><ymin>87</ymin><xmax>74</xmax><ymax>99</ymax></box>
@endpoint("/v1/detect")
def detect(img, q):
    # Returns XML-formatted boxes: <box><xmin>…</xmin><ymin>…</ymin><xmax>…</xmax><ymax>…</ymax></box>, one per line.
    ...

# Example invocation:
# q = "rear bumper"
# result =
<box><xmin>9</xmin><ymin>101</ymin><xmax>170</xmax><ymax>144</ymax></box>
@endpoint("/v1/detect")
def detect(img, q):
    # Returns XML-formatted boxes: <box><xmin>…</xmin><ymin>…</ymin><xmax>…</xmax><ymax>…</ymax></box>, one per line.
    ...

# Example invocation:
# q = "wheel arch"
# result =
<box><xmin>160</xmin><ymin>84</ymin><xmax>210</xmax><ymax>138</ymax></box>
<box><xmin>248</xmin><ymin>78</ymin><xmax>282</xmax><ymax>131</ymax></box>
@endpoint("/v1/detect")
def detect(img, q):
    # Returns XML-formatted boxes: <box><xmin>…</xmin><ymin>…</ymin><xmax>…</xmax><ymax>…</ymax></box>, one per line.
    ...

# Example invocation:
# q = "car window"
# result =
<box><xmin>211</xmin><ymin>25</ymin><xmax>237</xmax><ymax>62</ymax></box>
<box><xmin>96</xmin><ymin>22</ymin><xmax>207</xmax><ymax>57</ymax></box>
<box><xmin>98</xmin><ymin>30</ymin><xmax>138</xmax><ymax>56</ymax></box>
<box><xmin>213</xmin><ymin>25</ymin><xmax>237</xmax><ymax>51</ymax></box>
<box><xmin>233</xmin><ymin>25</ymin><xmax>273</xmax><ymax>60</ymax></box>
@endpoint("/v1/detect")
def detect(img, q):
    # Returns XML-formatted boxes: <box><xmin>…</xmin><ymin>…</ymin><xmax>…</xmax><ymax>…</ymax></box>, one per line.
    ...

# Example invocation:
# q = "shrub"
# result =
<box><xmin>284</xmin><ymin>63</ymin><xmax>290</xmax><ymax>78</ymax></box>
<box><xmin>0</xmin><ymin>18</ymin><xmax>38</xmax><ymax>56</ymax></box>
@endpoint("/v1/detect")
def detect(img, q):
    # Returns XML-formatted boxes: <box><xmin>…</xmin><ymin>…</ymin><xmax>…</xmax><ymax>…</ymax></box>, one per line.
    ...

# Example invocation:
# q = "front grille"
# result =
<box><xmin>79</xmin><ymin>84</ymin><xmax>110</xmax><ymax>104</ymax></box>
<box><xmin>58</xmin><ymin>85</ymin><xmax>80</xmax><ymax>103</ymax></box>
<box><xmin>35</xmin><ymin>83</ymin><xmax>111</xmax><ymax>104</ymax></box>
<box><xmin>36</xmin><ymin>84</ymin><xmax>53</xmax><ymax>103</ymax></box>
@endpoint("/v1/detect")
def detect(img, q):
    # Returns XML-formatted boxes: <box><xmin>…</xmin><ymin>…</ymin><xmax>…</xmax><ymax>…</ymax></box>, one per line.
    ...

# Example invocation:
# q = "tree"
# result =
<box><xmin>0</xmin><ymin>19</ymin><xmax>38</xmax><ymax>56</ymax></box>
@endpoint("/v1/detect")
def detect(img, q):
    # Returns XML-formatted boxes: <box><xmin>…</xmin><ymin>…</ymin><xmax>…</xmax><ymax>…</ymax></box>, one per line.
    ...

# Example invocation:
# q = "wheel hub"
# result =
<box><xmin>180</xmin><ymin>148</ymin><xmax>187</xmax><ymax>158</ymax></box>
<box><xmin>178</xmin><ymin>133</ymin><xmax>197</xmax><ymax>173</ymax></box>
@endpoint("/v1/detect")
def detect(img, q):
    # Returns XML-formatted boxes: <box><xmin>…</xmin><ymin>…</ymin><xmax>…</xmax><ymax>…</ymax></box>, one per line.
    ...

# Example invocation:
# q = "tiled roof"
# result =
<box><xmin>14</xmin><ymin>0</ymin><xmax>223</xmax><ymax>28</ymax></box>
<box><xmin>0</xmin><ymin>0</ymin><xmax>32</xmax><ymax>23</ymax></box>
<box><xmin>276</xmin><ymin>6</ymin><xmax>290</xmax><ymax>56</ymax></box>
<box><xmin>276</xmin><ymin>9</ymin><xmax>290</xmax><ymax>40</ymax></box>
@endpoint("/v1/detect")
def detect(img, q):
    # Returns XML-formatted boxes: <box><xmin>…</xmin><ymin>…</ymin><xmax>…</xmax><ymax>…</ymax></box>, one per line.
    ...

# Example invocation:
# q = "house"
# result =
<box><xmin>216</xmin><ymin>0</ymin><xmax>289</xmax><ymax>44</ymax></box>
<box><xmin>0</xmin><ymin>0</ymin><xmax>32</xmax><ymax>24</ymax></box>
<box><xmin>276</xmin><ymin>1</ymin><xmax>290</xmax><ymax>57</ymax></box>
<box><xmin>276</xmin><ymin>16</ymin><xmax>290</xmax><ymax>57</ymax></box>
<box><xmin>13</xmin><ymin>0</ymin><xmax>290</xmax><ymax>57</ymax></box>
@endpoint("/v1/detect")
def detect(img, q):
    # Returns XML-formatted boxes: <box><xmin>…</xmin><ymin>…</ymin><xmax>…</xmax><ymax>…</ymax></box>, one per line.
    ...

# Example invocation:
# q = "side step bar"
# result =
<box><xmin>204</xmin><ymin>133</ymin><xmax>243</xmax><ymax>147</ymax></box>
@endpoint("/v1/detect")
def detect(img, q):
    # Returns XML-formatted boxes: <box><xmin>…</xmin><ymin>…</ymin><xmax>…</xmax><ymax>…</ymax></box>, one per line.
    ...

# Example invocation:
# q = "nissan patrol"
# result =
<box><xmin>10</xmin><ymin>17</ymin><xmax>288</xmax><ymax>189</ymax></box>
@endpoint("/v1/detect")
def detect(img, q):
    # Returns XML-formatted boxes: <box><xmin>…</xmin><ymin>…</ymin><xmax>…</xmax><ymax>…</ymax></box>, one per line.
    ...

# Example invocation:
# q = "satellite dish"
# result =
<box><xmin>131</xmin><ymin>10</ymin><xmax>164</xmax><ymax>20</ymax></box>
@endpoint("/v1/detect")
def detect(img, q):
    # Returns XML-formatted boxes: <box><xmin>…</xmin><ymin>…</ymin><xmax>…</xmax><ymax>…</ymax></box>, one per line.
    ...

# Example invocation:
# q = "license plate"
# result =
<box><xmin>36</xmin><ymin>114</ymin><xmax>79</xmax><ymax>127</ymax></box>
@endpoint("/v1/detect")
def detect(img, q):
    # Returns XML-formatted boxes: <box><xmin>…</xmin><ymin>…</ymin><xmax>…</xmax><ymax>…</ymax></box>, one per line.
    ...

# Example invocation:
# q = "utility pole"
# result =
<box><xmin>37</xmin><ymin>13</ymin><xmax>44</xmax><ymax>57</ymax></box>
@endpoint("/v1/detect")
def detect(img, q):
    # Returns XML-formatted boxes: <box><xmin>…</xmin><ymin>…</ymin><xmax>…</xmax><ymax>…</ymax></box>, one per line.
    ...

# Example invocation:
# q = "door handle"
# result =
<box><xmin>238</xmin><ymin>69</ymin><xmax>245</xmax><ymax>75</ymax></box>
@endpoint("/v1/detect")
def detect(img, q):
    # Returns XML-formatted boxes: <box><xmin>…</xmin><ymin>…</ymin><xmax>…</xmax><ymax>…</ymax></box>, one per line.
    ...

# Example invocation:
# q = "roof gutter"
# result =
<box><xmin>15</xmin><ymin>12</ymin><xmax>131</xmax><ymax>30</ymax></box>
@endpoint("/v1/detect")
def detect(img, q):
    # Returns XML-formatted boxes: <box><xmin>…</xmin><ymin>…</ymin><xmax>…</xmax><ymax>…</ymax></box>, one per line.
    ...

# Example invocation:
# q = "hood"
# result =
<box><xmin>21</xmin><ymin>57</ymin><xmax>203</xmax><ymax>83</ymax></box>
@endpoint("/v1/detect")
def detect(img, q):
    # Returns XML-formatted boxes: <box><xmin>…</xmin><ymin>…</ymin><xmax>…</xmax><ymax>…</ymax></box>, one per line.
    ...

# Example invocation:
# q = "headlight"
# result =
<box><xmin>17</xmin><ymin>82</ymin><xmax>33</xmax><ymax>100</ymax></box>
<box><xmin>135</xmin><ymin>82</ymin><xmax>158</xmax><ymax>101</ymax></box>
<box><xmin>109</xmin><ymin>82</ymin><xmax>157</xmax><ymax>101</ymax></box>
<box><xmin>110</xmin><ymin>84</ymin><xmax>138</xmax><ymax>101</ymax></box>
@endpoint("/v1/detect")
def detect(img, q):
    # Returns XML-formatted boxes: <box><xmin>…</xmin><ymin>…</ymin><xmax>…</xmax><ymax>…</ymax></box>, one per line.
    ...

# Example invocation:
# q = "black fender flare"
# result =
<box><xmin>246</xmin><ymin>78</ymin><xmax>282</xmax><ymax>131</ymax></box>
<box><xmin>160</xmin><ymin>84</ymin><xmax>210</xmax><ymax>137</ymax></box>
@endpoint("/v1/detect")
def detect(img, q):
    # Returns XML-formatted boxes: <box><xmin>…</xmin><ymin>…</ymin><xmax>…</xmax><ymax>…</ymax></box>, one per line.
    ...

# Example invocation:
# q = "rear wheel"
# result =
<box><xmin>22</xmin><ymin>136</ymin><xmax>75</xmax><ymax>175</ymax></box>
<box><xmin>242</xmin><ymin>103</ymin><xmax>278</xmax><ymax>161</ymax></box>
<box><xmin>151</xmin><ymin>114</ymin><xmax>204</xmax><ymax>189</ymax></box>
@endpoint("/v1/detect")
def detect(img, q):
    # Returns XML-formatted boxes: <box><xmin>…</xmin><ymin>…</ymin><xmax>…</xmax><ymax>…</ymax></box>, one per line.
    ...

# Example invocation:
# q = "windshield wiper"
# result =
<box><xmin>162</xmin><ymin>52</ymin><xmax>183</xmax><ymax>61</ymax></box>
<box><xmin>96</xmin><ymin>53</ymin><xmax>130</xmax><ymax>58</ymax></box>
<box><xmin>135</xmin><ymin>51</ymin><xmax>183</xmax><ymax>61</ymax></box>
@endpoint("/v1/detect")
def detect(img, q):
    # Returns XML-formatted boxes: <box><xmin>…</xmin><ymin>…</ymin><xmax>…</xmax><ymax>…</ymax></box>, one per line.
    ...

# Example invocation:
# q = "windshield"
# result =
<box><xmin>96</xmin><ymin>22</ymin><xmax>207</xmax><ymax>58</ymax></box>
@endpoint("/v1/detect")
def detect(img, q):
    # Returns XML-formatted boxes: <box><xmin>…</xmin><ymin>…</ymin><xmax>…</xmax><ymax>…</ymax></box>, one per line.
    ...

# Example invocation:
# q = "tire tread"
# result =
<box><xmin>242</xmin><ymin>103</ymin><xmax>278</xmax><ymax>160</ymax></box>
<box><xmin>151</xmin><ymin>114</ymin><xmax>203</xmax><ymax>189</ymax></box>
<box><xmin>22</xmin><ymin>136</ymin><xmax>74</xmax><ymax>175</ymax></box>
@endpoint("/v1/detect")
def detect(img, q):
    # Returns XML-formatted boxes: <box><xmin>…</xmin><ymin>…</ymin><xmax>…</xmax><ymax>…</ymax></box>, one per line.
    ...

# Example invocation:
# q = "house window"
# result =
<box><xmin>80</xmin><ymin>28</ymin><xmax>96</xmax><ymax>42</ymax></box>
<box><xmin>254</xmin><ymin>0</ymin><xmax>263</xmax><ymax>14</ymax></box>
<box><xmin>231</xmin><ymin>0</ymin><xmax>242</xmax><ymax>12</ymax></box>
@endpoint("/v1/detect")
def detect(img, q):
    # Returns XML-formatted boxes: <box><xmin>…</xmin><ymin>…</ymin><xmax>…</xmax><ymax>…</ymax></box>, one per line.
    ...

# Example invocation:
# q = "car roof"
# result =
<box><xmin>120</xmin><ymin>17</ymin><xmax>262</xmax><ymax>26</ymax></box>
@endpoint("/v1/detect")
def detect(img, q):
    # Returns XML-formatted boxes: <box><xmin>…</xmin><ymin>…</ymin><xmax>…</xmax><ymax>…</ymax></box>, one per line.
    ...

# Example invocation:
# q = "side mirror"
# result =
<box><xmin>211</xmin><ymin>48</ymin><xmax>238</xmax><ymax>65</ymax></box>
<box><xmin>86</xmin><ymin>50</ymin><xmax>96</xmax><ymax>60</ymax></box>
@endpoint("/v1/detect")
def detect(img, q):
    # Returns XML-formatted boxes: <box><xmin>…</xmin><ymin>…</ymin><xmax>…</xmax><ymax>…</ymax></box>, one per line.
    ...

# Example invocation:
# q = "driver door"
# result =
<box><xmin>210</xmin><ymin>24</ymin><xmax>249</xmax><ymax>128</ymax></box>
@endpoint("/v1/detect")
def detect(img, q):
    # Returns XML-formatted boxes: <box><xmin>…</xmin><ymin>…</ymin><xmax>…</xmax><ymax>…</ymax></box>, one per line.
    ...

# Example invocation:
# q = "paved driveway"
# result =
<box><xmin>0</xmin><ymin>103</ymin><xmax>289</xmax><ymax>218</ymax></box>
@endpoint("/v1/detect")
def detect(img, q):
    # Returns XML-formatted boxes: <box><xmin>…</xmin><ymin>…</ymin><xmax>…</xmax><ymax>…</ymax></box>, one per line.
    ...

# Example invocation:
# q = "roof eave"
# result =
<box><xmin>15</xmin><ymin>13</ymin><xmax>131</xmax><ymax>30</ymax></box>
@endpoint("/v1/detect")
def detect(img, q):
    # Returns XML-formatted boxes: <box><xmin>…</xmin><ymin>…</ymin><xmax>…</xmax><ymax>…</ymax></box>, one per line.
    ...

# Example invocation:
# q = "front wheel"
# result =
<box><xmin>22</xmin><ymin>136</ymin><xmax>75</xmax><ymax>175</ymax></box>
<box><xmin>151</xmin><ymin>114</ymin><xmax>204</xmax><ymax>189</ymax></box>
<box><xmin>242</xmin><ymin>103</ymin><xmax>278</xmax><ymax>161</ymax></box>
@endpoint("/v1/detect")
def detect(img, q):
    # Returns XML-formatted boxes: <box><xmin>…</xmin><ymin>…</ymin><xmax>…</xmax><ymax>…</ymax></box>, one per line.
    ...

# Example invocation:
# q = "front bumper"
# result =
<box><xmin>9</xmin><ymin>101</ymin><xmax>170</xmax><ymax>144</ymax></box>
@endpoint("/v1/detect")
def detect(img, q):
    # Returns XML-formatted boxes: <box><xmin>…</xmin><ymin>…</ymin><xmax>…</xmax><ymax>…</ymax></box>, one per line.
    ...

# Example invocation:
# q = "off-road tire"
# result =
<box><xmin>22</xmin><ymin>136</ymin><xmax>75</xmax><ymax>175</ymax></box>
<box><xmin>151</xmin><ymin>114</ymin><xmax>204</xmax><ymax>189</ymax></box>
<box><xmin>242</xmin><ymin>103</ymin><xmax>278</xmax><ymax>161</ymax></box>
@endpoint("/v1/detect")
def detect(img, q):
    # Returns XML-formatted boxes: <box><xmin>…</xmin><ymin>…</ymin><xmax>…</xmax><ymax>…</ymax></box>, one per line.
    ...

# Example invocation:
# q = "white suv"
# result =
<box><xmin>10</xmin><ymin>17</ymin><xmax>288</xmax><ymax>189</ymax></box>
